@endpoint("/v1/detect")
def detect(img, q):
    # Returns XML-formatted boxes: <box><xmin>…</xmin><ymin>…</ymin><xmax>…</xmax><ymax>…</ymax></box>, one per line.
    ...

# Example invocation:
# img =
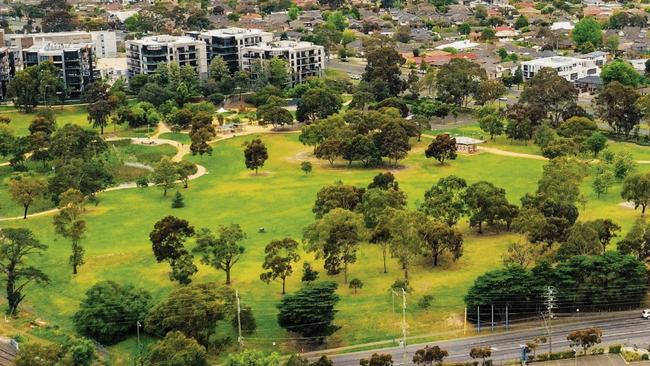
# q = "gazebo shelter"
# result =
<box><xmin>455</xmin><ymin>136</ymin><xmax>484</xmax><ymax>153</ymax></box>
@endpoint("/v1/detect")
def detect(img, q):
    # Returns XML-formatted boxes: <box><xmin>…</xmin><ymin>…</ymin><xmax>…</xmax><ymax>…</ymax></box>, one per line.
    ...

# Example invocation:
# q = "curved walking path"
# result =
<box><xmin>0</xmin><ymin>123</ymin><xmax>273</xmax><ymax>222</ymax></box>
<box><xmin>476</xmin><ymin>146</ymin><xmax>548</xmax><ymax>161</ymax></box>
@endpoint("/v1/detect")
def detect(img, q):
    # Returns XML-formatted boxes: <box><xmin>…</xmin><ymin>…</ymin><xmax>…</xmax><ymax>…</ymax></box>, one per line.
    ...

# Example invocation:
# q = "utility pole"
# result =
<box><xmin>401</xmin><ymin>288</ymin><xmax>407</xmax><ymax>366</ymax></box>
<box><xmin>491</xmin><ymin>304</ymin><xmax>494</xmax><ymax>332</ymax></box>
<box><xmin>136</xmin><ymin>321</ymin><xmax>142</xmax><ymax>365</ymax></box>
<box><xmin>542</xmin><ymin>286</ymin><xmax>557</xmax><ymax>357</ymax></box>
<box><xmin>464</xmin><ymin>307</ymin><xmax>467</xmax><ymax>335</ymax></box>
<box><xmin>236</xmin><ymin>290</ymin><xmax>243</xmax><ymax>349</ymax></box>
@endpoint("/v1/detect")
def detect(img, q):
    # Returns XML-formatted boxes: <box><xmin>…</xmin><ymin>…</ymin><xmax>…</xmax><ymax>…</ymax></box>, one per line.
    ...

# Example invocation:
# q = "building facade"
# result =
<box><xmin>521</xmin><ymin>56</ymin><xmax>600</xmax><ymax>82</ymax></box>
<box><xmin>0</xmin><ymin>47</ymin><xmax>15</xmax><ymax>100</ymax></box>
<box><xmin>22</xmin><ymin>43</ymin><xmax>96</xmax><ymax>99</ymax></box>
<box><xmin>241</xmin><ymin>41</ymin><xmax>325</xmax><ymax>85</ymax></box>
<box><xmin>126</xmin><ymin>35</ymin><xmax>208</xmax><ymax>79</ymax></box>
<box><xmin>188</xmin><ymin>28</ymin><xmax>273</xmax><ymax>72</ymax></box>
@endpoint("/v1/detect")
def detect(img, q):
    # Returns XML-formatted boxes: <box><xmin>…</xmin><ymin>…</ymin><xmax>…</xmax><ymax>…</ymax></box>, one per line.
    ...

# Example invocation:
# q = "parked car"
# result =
<box><xmin>641</xmin><ymin>309</ymin><xmax>650</xmax><ymax>319</ymax></box>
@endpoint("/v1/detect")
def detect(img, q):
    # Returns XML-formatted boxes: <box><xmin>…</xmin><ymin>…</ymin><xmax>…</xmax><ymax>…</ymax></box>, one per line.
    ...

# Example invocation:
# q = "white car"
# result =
<box><xmin>642</xmin><ymin>309</ymin><xmax>650</xmax><ymax>319</ymax></box>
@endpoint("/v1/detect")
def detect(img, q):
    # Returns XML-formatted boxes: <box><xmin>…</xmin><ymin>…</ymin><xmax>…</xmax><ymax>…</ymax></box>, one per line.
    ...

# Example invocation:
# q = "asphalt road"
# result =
<box><xmin>328</xmin><ymin>312</ymin><xmax>650</xmax><ymax>366</ymax></box>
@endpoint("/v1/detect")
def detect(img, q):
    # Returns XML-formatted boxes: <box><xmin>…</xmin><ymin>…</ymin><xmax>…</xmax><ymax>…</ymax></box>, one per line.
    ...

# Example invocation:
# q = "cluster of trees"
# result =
<box><xmin>148</xmin><ymin>215</ymin><xmax>247</xmax><ymax>285</ymax></box>
<box><xmin>70</xmin><ymin>279</ymin><xmax>253</xmax><ymax>363</ymax></box>
<box><xmin>299</xmin><ymin>109</ymin><xmax>418</xmax><ymax>167</ymax></box>
<box><xmin>145</xmin><ymin>157</ymin><xmax>199</xmax><ymax>196</ymax></box>
<box><xmin>302</xmin><ymin>172</ymin><xmax>517</xmax><ymax>287</ymax></box>
<box><xmin>465</xmin><ymin>153</ymin><xmax>648</xmax><ymax>321</ymax></box>
<box><xmin>2</xmin><ymin>116</ymin><xmax>116</xmax><ymax>214</ymax></box>
<box><xmin>465</xmin><ymin>251</ymin><xmax>647</xmax><ymax>320</ymax></box>
<box><xmin>475</xmin><ymin>65</ymin><xmax>648</xmax><ymax>158</ymax></box>
<box><xmin>7</xmin><ymin>62</ymin><xmax>66</xmax><ymax>112</ymax></box>
<box><xmin>14</xmin><ymin>336</ymin><xmax>97</xmax><ymax>366</ymax></box>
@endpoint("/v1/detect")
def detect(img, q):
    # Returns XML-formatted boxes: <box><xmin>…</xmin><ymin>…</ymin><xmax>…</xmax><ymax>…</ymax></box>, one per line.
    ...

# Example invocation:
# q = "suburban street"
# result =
<box><xmin>327</xmin><ymin>311</ymin><xmax>650</xmax><ymax>365</ymax></box>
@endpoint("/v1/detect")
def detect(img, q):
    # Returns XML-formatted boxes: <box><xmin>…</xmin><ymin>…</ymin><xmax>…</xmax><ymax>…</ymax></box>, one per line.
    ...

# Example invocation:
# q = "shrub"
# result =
<box><xmin>146</xmin><ymin>331</ymin><xmax>208</xmax><ymax>366</ymax></box>
<box><xmin>418</xmin><ymin>294</ymin><xmax>434</xmax><ymax>309</ymax></box>
<box><xmin>171</xmin><ymin>191</ymin><xmax>185</xmax><ymax>208</ymax></box>
<box><xmin>621</xmin><ymin>350</ymin><xmax>643</xmax><ymax>362</ymax></box>
<box><xmin>390</xmin><ymin>279</ymin><xmax>412</xmax><ymax>293</ymax></box>
<box><xmin>609</xmin><ymin>344</ymin><xmax>622</xmax><ymax>354</ymax></box>
<box><xmin>73</xmin><ymin>281</ymin><xmax>152</xmax><ymax>344</ymax></box>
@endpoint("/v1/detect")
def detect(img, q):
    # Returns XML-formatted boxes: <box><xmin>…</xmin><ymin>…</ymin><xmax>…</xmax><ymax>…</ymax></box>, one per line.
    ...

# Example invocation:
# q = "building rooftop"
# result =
<box><xmin>434</xmin><ymin>40</ymin><xmax>479</xmax><ymax>50</ymax></box>
<box><xmin>455</xmin><ymin>136</ymin><xmax>485</xmax><ymax>145</ymax></box>
<box><xmin>130</xmin><ymin>35</ymin><xmax>200</xmax><ymax>46</ymax></box>
<box><xmin>523</xmin><ymin>56</ymin><xmax>587</xmax><ymax>67</ymax></box>
<box><xmin>244</xmin><ymin>40</ymin><xmax>322</xmax><ymax>51</ymax></box>
<box><xmin>24</xmin><ymin>42</ymin><xmax>92</xmax><ymax>52</ymax></box>
<box><xmin>200</xmin><ymin>27</ymin><xmax>271</xmax><ymax>36</ymax></box>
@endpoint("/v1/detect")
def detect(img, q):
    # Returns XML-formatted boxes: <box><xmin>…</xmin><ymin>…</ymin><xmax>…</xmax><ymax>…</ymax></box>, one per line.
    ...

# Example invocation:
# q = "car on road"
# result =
<box><xmin>642</xmin><ymin>309</ymin><xmax>650</xmax><ymax>319</ymax></box>
<box><xmin>348</xmin><ymin>73</ymin><xmax>361</xmax><ymax>80</ymax></box>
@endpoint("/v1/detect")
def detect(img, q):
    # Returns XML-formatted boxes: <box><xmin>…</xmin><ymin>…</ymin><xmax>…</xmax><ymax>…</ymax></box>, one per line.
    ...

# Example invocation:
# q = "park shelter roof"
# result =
<box><xmin>455</xmin><ymin>136</ymin><xmax>485</xmax><ymax>145</ymax></box>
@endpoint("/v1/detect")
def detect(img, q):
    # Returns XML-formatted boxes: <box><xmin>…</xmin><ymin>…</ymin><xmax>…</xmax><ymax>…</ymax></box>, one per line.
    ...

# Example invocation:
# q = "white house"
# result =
<box><xmin>521</xmin><ymin>56</ymin><xmax>601</xmax><ymax>82</ymax></box>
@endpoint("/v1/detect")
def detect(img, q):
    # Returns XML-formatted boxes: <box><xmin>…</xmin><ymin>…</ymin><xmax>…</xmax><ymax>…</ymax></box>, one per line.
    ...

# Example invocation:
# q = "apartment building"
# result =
<box><xmin>0</xmin><ymin>47</ymin><xmax>15</xmax><ymax>99</ymax></box>
<box><xmin>126</xmin><ymin>35</ymin><xmax>208</xmax><ymax>79</ymax></box>
<box><xmin>2</xmin><ymin>31</ymin><xmax>117</xmax><ymax>59</ymax></box>
<box><xmin>22</xmin><ymin>43</ymin><xmax>96</xmax><ymax>99</ymax></box>
<box><xmin>521</xmin><ymin>55</ymin><xmax>600</xmax><ymax>82</ymax></box>
<box><xmin>241</xmin><ymin>41</ymin><xmax>325</xmax><ymax>85</ymax></box>
<box><xmin>188</xmin><ymin>28</ymin><xmax>272</xmax><ymax>72</ymax></box>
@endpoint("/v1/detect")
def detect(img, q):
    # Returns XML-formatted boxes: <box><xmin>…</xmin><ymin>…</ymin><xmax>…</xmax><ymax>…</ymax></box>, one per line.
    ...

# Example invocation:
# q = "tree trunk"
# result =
<box><xmin>433</xmin><ymin>251</ymin><xmax>439</xmax><ymax>266</ymax></box>
<box><xmin>344</xmin><ymin>262</ymin><xmax>348</xmax><ymax>284</ymax></box>
<box><xmin>73</xmin><ymin>263</ymin><xmax>78</xmax><ymax>275</ymax></box>
<box><xmin>23</xmin><ymin>204</ymin><xmax>28</xmax><ymax>219</ymax></box>
<box><xmin>382</xmin><ymin>246</ymin><xmax>388</xmax><ymax>274</ymax></box>
<box><xmin>6</xmin><ymin>273</ymin><xmax>16</xmax><ymax>315</ymax></box>
<box><xmin>478</xmin><ymin>221</ymin><xmax>483</xmax><ymax>234</ymax></box>
<box><xmin>404</xmin><ymin>266</ymin><xmax>409</xmax><ymax>280</ymax></box>
<box><xmin>282</xmin><ymin>277</ymin><xmax>286</xmax><ymax>295</ymax></box>
<box><xmin>163</xmin><ymin>188</ymin><xmax>168</xmax><ymax>197</ymax></box>
<box><xmin>226</xmin><ymin>268</ymin><xmax>231</xmax><ymax>285</ymax></box>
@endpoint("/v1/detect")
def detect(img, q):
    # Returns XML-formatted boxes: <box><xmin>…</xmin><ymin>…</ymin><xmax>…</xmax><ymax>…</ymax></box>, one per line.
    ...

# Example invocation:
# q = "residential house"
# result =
<box><xmin>521</xmin><ymin>55</ymin><xmax>600</xmax><ymax>81</ymax></box>
<box><xmin>495</xmin><ymin>26</ymin><xmax>517</xmax><ymax>41</ymax></box>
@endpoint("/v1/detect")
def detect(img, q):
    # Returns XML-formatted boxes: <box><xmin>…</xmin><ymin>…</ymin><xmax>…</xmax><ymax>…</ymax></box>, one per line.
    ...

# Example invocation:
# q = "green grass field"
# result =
<box><xmin>159</xmin><ymin>132</ymin><xmax>191</xmax><ymax>144</ymax></box>
<box><xmin>108</xmin><ymin>139</ymin><xmax>177</xmax><ymax>165</ymax></box>
<box><xmin>1</xmin><ymin>131</ymin><xmax>649</xmax><ymax>364</ymax></box>
<box><xmin>0</xmin><ymin>105</ymin><xmax>138</xmax><ymax>137</ymax></box>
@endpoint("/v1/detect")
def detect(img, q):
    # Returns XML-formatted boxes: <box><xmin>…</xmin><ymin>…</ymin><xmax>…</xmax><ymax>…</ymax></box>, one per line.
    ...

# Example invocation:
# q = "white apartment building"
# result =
<box><xmin>240</xmin><ymin>41</ymin><xmax>325</xmax><ymax>85</ymax></box>
<box><xmin>521</xmin><ymin>56</ymin><xmax>601</xmax><ymax>82</ymax></box>
<box><xmin>188</xmin><ymin>28</ymin><xmax>273</xmax><ymax>72</ymax></box>
<box><xmin>126</xmin><ymin>35</ymin><xmax>208</xmax><ymax>79</ymax></box>
<box><xmin>2</xmin><ymin>31</ymin><xmax>117</xmax><ymax>59</ymax></box>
